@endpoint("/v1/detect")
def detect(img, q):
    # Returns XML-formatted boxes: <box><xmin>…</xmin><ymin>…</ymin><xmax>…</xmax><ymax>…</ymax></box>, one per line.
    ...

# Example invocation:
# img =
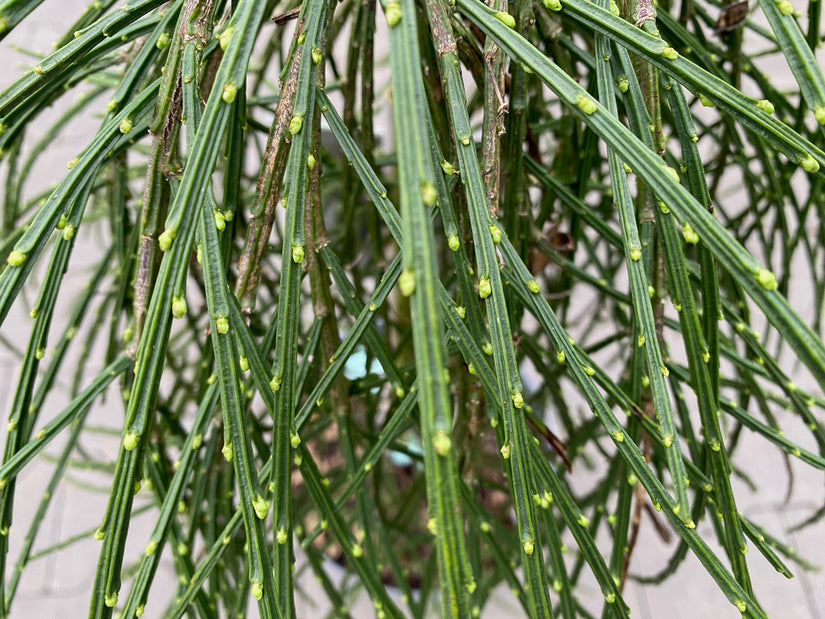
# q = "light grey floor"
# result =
<box><xmin>1</xmin><ymin>1</ymin><xmax>824</xmax><ymax>618</ymax></box>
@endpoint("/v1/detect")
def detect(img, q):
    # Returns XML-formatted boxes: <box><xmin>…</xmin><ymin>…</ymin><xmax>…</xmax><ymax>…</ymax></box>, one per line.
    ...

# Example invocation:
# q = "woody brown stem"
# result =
<box><xmin>235</xmin><ymin>20</ymin><xmax>305</xmax><ymax>314</ymax></box>
<box><xmin>481</xmin><ymin>0</ymin><xmax>507</xmax><ymax>218</ymax></box>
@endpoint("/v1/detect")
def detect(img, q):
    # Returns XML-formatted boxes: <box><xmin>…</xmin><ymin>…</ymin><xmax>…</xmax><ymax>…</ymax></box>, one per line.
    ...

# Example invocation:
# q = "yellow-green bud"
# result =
<box><xmin>478</xmin><ymin>277</ymin><xmax>492</xmax><ymax>298</ymax></box>
<box><xmin>7</xmin><ymin>249</ymin><xmax>25</xmax><ymax>266</ymax></box>
<box><xmin>448</xmin><ymin>234</ymin><xmax>460</xmax><ymax>251</ymax></box>
<box><xmin>756</xmin><ymin>268</ymin><xmax>777</xmax><ymax>290</ymax></box>
<box><xmin>399</xmin><ymin>268</ymin><xmax>415</xmax><ymax>296</ymax></box>
<box><xmin>682</xmin><ymin>223</ymin><xmax>699</xmax><ymax>244</ymax></box>
<box><xmin>576</xmin><ymin>94</ymin><xmax>597</xmax><ymax>115</ymax></box>
<box><xmin>755</xmin><ymin>99</ymin><xmax>774</xmax><ymax>114</ymax></box>
<box><xmin>433</xmin><ymin>430</ymin><xmax>452</xmax><ymax>455</ymax></box>
<box><xmin>158</xmin><ymin>227</ymin><xmax>175</xmax><ymax>251</ymax></box>
<box><xmin>154</xmin><ymin>31</ymin><xmax>171</xmax><ymax>50</ymax></box>
<box><xmin>292</xmin><ymin>243</ymin><xmax>305</xmax><ymax>263</ymax></box>
<box><xmin>253</xmin><ymin>495</ymin><xmax>268</xmax><ymax>519</ymax></box>
<box><xmin>222</xmin><ymin>82</ymin><xmax>238</xmax><ymax>103</ymax></box>
<box><xmin>214</xmin><ymin>210</ymin><xmax>226</xmax><ymax>231</ymax></box>
<box><xmin>215</xmin><ymin>314</ymin><xmax>229</xmax><ymax>334</ymax></box>
<box><xmin>289</xmin><ymin>114</ymin><xmax>304</xmax><ymax>135</ymax></box>
<box><xmin>494</xmin><ymin>11</ymin><xmax>515</xmax><ymax>27</ymax></box>
<box><xmin>735</xmin><ymin>600</ymin><xmax>747</xmax><ymax>613</ymax></box>
<box><xmin>123</xmin><ymin>431</ymin><xmax>139</xmax><ymax>450</ymax></box>
<box><xmin>218</xmin><ymin>26</ymin><xmax>234</xmax><ymax>50</ymax></box>
<box><xmin>251</xmin><ymin>580</ymin><xmax>263</xmax><ymax>600</ymax></box>
<box><xmin>522</xmin><ymin>538</ymin><xmax>534</xmax><ymax>555</ymax></box>
<box><xmin>801</xmin><ymin>153</ymin><xmax>820</xmax><ymax>173</ymax></box>
<box><xmin>421</xmin><ymin>182</ymin><xmax>437</xmax><ymax>206</ymax></box>
<box><xmin>311</xmin><ymin>47</ymin><xmax>322</xmax><ymax>64</ymax></box>
<box><xmin>222</xmin><ymin>442</ymin><xmax>234</xmax><ymax>461</ymax></box>
<box><xmin>500</xmin><ymin>443</ymin><xmax>511</xmax><ymax>459</ymax></box>
<box><xmin>119</xmin><ymin>118</ymin><xmax>133</xmax><ymax>134</ymax></box>
<box><xmin>385</xmin><ymin>1</ymin><xmax>402</xmax><ymax>25</ymax></box>
<box><xmin>172</xmin><ymin>296</ymin><xmax>187</xmax><ymax>319</ymax></box>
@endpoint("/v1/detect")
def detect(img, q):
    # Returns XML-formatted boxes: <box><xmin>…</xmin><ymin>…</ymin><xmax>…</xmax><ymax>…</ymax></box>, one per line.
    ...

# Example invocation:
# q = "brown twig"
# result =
<box><xmin>235</xmin><ymin>20</ymin><xmax>305</xmax><ymax>313</ymax></box>
<box><xmin>272</xmin><ymin>6</ymin><xmax>302</xmax><ymax>26</ymax></box>
<box><xmin>480</xmin><ymin>0</ymin><xmax>507</xmax><ymax>218</ymax></box>
<box><xmin>131</xmin><ymin>68</ymin><xmax>182</xmax><ymax>358</ymax></box>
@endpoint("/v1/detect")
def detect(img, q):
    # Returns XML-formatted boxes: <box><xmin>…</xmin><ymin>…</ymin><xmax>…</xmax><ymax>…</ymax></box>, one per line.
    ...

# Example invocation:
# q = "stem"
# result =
<box><xmin>235</xmin><ymin>21</ymin><xmax>305</xmax><ymax>313</ymax></box>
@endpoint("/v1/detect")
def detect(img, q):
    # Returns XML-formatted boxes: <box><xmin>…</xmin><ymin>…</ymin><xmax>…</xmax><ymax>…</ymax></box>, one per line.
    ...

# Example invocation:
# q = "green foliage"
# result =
<box><xmin>0</xmin><ymin>0</ymin><xmax>823</xmax><ymax>616</ymax></box>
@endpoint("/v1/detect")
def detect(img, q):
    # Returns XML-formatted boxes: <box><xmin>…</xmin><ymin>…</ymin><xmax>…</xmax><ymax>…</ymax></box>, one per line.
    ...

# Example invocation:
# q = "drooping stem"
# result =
<box><xmin>481</xmin><ymin>0</ymin><xmax>507</xmax><ymax>217</ymax></box>
<box><xmin>235</xmin><ymin>21</ymin><xmax>305</xmax><ymax>314</ymax></box>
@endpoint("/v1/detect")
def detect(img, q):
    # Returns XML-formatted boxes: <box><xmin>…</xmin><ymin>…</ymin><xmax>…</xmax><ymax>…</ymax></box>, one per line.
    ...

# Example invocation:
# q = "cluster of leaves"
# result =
<box><xmin>0</xmin><ymin>0</ymin><xmax>824</xmax><ymax>617</ymax></box>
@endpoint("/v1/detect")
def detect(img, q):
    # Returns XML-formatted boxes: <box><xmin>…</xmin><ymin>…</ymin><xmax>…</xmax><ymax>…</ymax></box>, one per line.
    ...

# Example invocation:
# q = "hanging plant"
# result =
<box><xmin>0</xmin><ymin>0</ymin><xmax>823</xmax><ymax>616</ymax></box>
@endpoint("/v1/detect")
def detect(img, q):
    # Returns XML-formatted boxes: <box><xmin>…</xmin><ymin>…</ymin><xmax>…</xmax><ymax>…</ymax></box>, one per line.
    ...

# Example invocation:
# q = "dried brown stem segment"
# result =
<box><xmin>235</xmin><ymin>20</ymin><xmax>305</xmax><ymax>313</ymax></box>
<box><xmin>481</xmin><ymin>0</ymin><xmax>508</xmax><ymax>218</ymax></box>
<box><xmin>132</xmin><ymin>0</ymin><xmax>218</xmax><ymax>354</ymax></box>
